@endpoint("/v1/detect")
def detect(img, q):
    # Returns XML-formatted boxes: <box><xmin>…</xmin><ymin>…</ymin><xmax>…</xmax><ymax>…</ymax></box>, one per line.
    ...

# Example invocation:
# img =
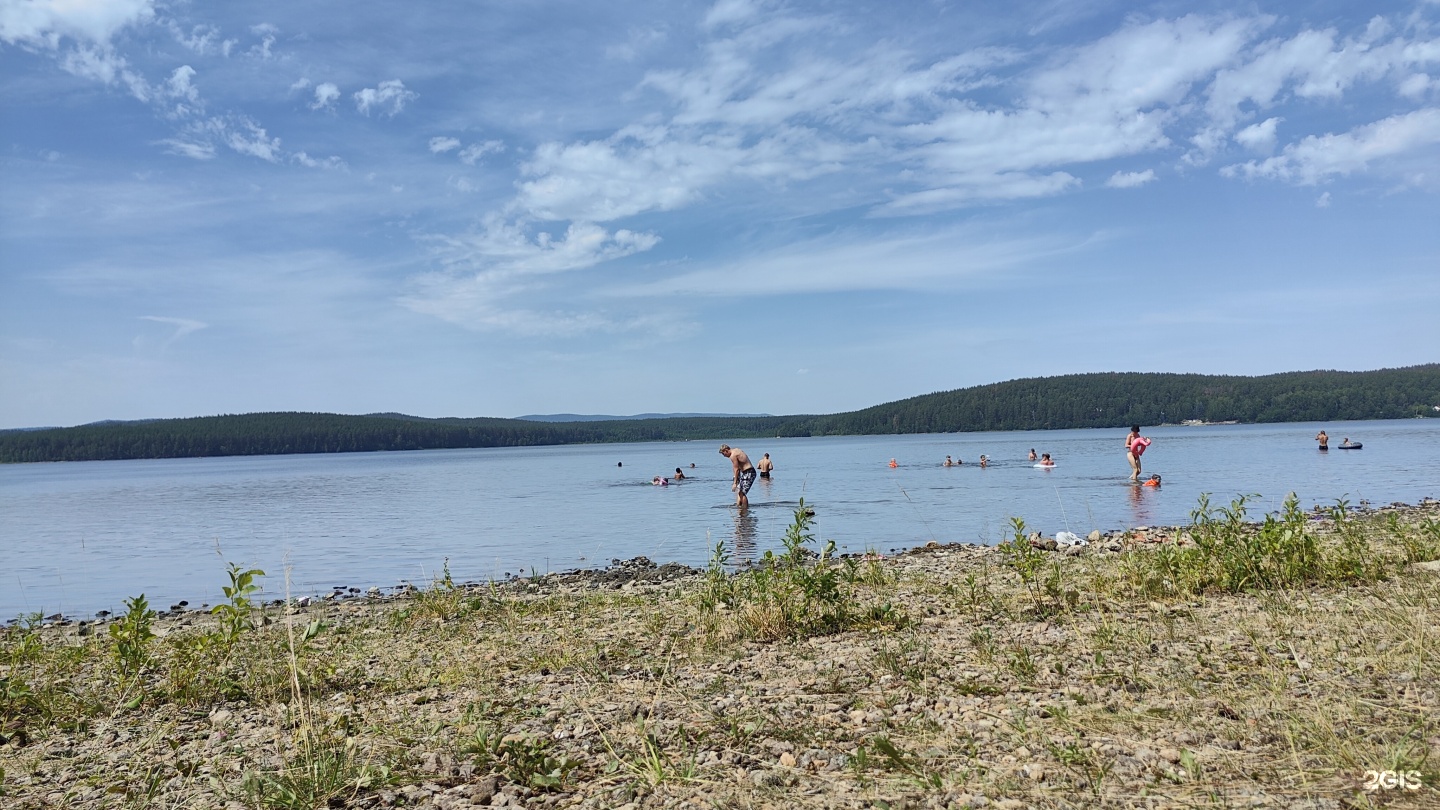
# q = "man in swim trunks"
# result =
<box><xmin>1316</xmin><ymin>430</ymin><xmax>1328</xmax><ymax>450</ymax></box>
<box><xmin>719</xmin><ymin>444</ymin><xmax>756</xmax><ymax>508</ymax></box>
<box><xmin>757</xmin><ymin>453</ymin><xmax>773</xmax><ymax>479</ymax></box>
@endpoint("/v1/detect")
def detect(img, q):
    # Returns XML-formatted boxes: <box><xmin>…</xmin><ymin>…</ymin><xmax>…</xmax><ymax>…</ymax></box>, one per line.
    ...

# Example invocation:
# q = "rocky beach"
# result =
<box><xmin>3</xmin><ymin>498</ymin><xmax>1438</xmax><ymax>809</ymax></box>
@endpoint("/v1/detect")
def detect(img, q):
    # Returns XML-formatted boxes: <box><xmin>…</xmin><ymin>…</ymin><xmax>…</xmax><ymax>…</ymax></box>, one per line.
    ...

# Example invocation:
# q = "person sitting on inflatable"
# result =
<box><xmin>1038</xmin><ymin>453</ymin><xmax>1055</xmax><ymax>467</ymax></box>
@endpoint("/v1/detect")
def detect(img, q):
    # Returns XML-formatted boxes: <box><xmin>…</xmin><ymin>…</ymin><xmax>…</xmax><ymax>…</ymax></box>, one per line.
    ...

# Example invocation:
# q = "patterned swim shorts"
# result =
<box><xmin>736</xmin><ymin>468</ymin><xmax>757</xmax><ymax>495</ymax></box>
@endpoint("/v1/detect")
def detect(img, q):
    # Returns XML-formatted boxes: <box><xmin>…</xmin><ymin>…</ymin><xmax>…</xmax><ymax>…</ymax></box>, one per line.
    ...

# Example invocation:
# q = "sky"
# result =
<box><xmin>2</xmin><ymin>0</ymin><xmax>1439</xmax><ymax>429</ymax></box>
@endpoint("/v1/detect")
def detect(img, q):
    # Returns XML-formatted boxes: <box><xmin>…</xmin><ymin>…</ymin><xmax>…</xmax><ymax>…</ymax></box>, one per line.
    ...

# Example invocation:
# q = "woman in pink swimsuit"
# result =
<box><xmin>1125</xmin><ymin>425</ymin><xmax>1148</xmax><ymax>481</ymax></box>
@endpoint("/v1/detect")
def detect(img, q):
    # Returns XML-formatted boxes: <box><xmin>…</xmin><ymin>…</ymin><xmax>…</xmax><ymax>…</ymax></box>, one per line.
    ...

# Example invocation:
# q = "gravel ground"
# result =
<box><xmin>3</xmin><ymin>501</ymin><xmax>1438</xmax><ymax>809</ymax></box>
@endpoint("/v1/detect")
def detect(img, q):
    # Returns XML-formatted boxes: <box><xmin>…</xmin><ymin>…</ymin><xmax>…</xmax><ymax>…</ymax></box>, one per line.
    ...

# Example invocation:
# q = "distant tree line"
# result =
<box><xmin>2</xmin><ymin>365</ymin><xmax>1436</xmax><ymax>463</ymax></box>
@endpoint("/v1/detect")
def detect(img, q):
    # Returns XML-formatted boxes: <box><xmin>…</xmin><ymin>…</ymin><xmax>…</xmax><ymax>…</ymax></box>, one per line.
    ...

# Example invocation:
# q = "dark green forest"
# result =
<box><xmin>3</xmin><ymin>365</ymin><xmax>1436</xmax><ymax>463</ymax></box>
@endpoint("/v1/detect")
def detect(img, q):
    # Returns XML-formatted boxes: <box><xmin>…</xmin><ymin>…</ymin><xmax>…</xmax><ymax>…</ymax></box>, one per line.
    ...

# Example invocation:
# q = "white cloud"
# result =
<box><xmin>167</xmin><ymin>21</ymin><xmax>228</xmax><ymax>56</ymax></box>
<box><xmin>703</xmin><ymin>0</ymin><xmax>763</xmax><ymax>30</ymax></box>
<box><xmin>1398</xmin><ymin>73</ymin><xmax>1434</xmax><ymax>99</ymax></box>
<box><xmin>311</xmin><ymin>82</ymin><xmax>340</xmax><ymax>111</ymax></box>
<box><xmin>0</xmin><ymin>0</ymin><xmax>154</xmax><ymax>46</ymax></box>
<box><xmin>459</xmin><ymin>140</ymin><xmax>504</xmax><ymax>164</ymax></box>
<box><xmin>1196</xmin><ymin>21</ymin><xmax>1440</xmax><ymax>161</ymax></box>
<box><xmin>158</xmin><ymin>138</ymin><xmax>215</xmax><ymax>160</ymax></box>
<box><xmin>1106</xmin><ymin>169</ymin><xmax>1156</xmax><ymax>188</ymax></box>
<box><xmin>1233</xmin><ymin>117</ymin><xmax>1281</xmax><ymax>152</ymax></box>
<box><xmin>606</xmin><ymin>25</ymin><xmax>667</xmax><ymax>62</ymax></box>
<box><xmin>353</xmin><ymin>79</ymin><xmax>417</xmax><ymax>116</ymax></box>
<box><xmin>292</xmin><ymin>151</ymin><xmax>347</xmax><ymax>170</ymax></box>
<box><xmin>215</xmin><ymin>117</ymin><xmax>282</xmax><ymax>162</ymax></box>
<box><xmin>401</xmin><ymin>219</ymin><xmax>662</xmax><ymax>333</ymax></box>
<box><xmin>1223</xmin><ymin>108</ymin><xmax>1440</xmax><ymax>184</ymax></box>
<box><xmin>249</xmin><ymin>22</ymin><xmax>277</xmax><ymax>60</ymax></box>
<box><xmin>904</xmin><ymin>15</ymin><xmax>1260</xmax><ymax>188</ymax></box>
<box><xmin>136</xmin><ymin>315</ymin><xmax>207</xmax><ymax>349</ymax></box>
<box><xmin>877</xmin><ymin>172</ymin><xmax>1080</xmax><ymax>216</ymax></box>
<box><xmin>58</xmin><ymin>43</ymin><xmax>150</xmax><ymax>100</ymax></box>
<box><xmin>611</xmin><ymin>222</ymin><xmax>1085</xmax><ymax>297</ymax></box>
<box><xmin>429</xmin><ymin>136</ymin><xmax>461</xmax><ymax>154</ymax></box>
<box><xmin>1316</xmin><ymin>191</ymin><xmax>1331</xmax><ymax>207</ymax></box>
<box><xmin>164</xmin><ymin>65</ymin><xmax>199</xmax><ymax>104</ymax></box>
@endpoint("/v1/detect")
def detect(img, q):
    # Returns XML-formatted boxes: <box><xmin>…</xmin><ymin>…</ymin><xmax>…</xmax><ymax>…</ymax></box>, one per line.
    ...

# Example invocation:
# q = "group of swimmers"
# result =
<box><xmin>651</xmin><ymin>462</ymin><xmax>701</xmax><ymax>487</ymax></box>
<box><xmin>934</xmin><ymin>449</ymin><xmax>1051</xmax><ymax>468</ymax></box>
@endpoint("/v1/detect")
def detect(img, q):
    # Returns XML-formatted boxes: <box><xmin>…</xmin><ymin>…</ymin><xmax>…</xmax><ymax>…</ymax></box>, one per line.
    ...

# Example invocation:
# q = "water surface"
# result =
<box><xmin>2</xmin><ymin>419</ymin><xmax>1437</xmax><ymax>619</ymax></box>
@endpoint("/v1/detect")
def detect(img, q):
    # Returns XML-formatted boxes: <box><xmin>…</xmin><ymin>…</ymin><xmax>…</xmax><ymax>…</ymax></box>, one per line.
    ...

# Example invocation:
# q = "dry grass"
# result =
<box><xmin>1</xmin><ymin>501</ymin><xmax>1437</xmax><ymax>808</ymax></box>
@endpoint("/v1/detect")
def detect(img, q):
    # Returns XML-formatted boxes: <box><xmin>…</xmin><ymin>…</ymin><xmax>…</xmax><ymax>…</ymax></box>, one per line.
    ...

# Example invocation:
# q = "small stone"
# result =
<box><xmin>468</xmin><ymin>776</ymin><xmax>499</xmax><ymax>803</ymax></box>
<box><xmin>779</xmin><ymin>752</ymin><xmax>797</xmax><ymax>767</ymax></box>
<box><xmin>1160</xmin><ymin>747</ymin><xmax>1183</xmax><ymax>763</ymax></box>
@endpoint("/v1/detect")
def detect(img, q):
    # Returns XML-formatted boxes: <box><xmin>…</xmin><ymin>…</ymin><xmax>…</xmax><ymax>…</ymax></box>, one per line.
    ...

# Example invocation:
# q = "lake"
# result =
<box><xmin>2</xmin><ymin>419</ymin><xmax>1438</xmax><ymax>620</ymax></box>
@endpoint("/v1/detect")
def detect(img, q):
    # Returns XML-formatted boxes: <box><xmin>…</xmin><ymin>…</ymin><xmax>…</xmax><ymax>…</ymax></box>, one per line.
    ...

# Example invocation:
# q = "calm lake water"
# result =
<box><xmin>2</xmin><ymin>419</ymin><xmax>1438</xmax><ymax>620</ymax></box>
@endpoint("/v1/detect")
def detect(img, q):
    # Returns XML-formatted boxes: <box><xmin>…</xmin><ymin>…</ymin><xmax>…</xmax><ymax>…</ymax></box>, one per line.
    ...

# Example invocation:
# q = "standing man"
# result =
<box><xmin>757</xmin><ymin>453</ymin><xmax>774</xmax><ymax>479</ymax></box>
<box><xmin>719</xmin><ymin>444</ymin><xmax>757</xmax><ymax>508</ymax></box>
<box><xmin>1316</xmin><ymin>430</ymin><xmax>1329</xmax><ymax>450</ymax></box>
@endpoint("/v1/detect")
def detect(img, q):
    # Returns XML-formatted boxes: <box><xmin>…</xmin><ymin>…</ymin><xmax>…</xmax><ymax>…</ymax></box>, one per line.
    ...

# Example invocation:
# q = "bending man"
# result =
<box><xmin>719</xmin><ymin>444</ymin><xmax>757</xmax><ymax>508</ymax></box>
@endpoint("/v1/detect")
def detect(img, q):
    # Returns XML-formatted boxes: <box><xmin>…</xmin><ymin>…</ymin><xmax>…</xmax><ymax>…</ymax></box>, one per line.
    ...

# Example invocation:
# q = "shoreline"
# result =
<box><xmin>3</xmin><ymin>497</ymin><xmax>1438</xmax><ymax>808</ymax></box>
<box><xmin>18</xmin><ymin>497</ymin><xmax>1440</xmax><ymax>634</ymax></box>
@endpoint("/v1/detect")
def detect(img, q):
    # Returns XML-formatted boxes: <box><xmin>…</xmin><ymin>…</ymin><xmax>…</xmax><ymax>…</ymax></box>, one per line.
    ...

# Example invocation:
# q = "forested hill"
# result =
<box><xmin>2</xmin><ymin>365</ymin><xmax>1436</xmax><ymax>463</ymax></box>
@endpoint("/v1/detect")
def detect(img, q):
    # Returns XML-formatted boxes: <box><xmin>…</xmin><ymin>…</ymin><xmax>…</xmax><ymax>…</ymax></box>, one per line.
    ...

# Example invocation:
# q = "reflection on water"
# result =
<box><xmin>2</xmin><ymin>419</ymin><xmax>1437</xmax><ymax>618</ymax></box>
<box><xmin>1127</xmin><ymin>483</ymin><xmax>1154</xmax><ymax>526</ymax></box>
<box><xmin>731</xmin><ymin>508</ymin><xmax>759</xmax><ymax>564</ymax></box>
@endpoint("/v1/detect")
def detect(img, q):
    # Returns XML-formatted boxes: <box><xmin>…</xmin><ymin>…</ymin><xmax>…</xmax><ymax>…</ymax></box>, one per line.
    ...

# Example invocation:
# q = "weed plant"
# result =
<box><xmin>1116</xmin><ymin>494</ymin><xmax>1415</xmax><ymax>598</ymax></box>
<box><xmin>698</xmin><ymin>500</ymin><xmax>908</xmax><ymax>641</ymax></box>
<box><xmin>996</xmin><ymin>517</ymin><xmax>1078</xmax><ymax>617</ymax></box>
<box><xmin>108</xmin><ymin>594</ymin><xmax>156</xmax><ymax>684</ymax></box>
<box><xmin>212</xmin><ymin>563</ymin><xmax>265</xmax><ymax>655</ymax></box>
<box><xmin>460</xmin><ymin>721</ymin><xmax>579</xmax><ymax>790</ymax></box>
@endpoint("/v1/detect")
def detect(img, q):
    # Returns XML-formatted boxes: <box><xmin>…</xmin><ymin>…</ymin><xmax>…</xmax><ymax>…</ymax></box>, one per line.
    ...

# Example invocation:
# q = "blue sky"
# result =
<box><xmin>2</xmin><ymin>0</ymin><xmax>1438</xmax><ymax>429</ymax></box>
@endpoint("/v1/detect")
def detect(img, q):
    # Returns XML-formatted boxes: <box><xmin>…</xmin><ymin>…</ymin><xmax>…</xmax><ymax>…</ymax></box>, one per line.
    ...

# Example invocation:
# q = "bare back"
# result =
<box><xmin>729</xmin><ymin>449</ymin><xmax>754</xmax><ymax>474</ymax></box>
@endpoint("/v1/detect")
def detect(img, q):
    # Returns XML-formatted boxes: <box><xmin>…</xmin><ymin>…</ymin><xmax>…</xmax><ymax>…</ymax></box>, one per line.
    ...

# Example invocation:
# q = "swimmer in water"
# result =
<box><xmin>674</xmin><ymin>467</ymin><xmax>685</xmax><ymax>480</ymax></box>
<box><xmin>1038</xmin><ymin>453</ymin><xmax>1054</xmax><ymax>467</ymax></box>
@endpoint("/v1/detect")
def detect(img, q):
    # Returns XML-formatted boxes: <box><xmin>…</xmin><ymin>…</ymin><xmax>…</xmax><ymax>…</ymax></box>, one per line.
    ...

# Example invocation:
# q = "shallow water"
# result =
<box><xmin>2</xmin><ymin>419</ymin><xmax>1437</xmax><ymax>619</ymax></box>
